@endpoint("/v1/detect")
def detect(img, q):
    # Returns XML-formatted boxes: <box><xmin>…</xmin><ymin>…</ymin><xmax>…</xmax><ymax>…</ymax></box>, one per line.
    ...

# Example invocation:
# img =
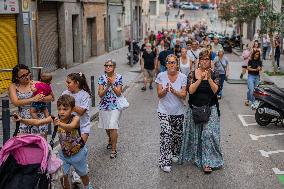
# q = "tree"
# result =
<box><xmin>260</xmin><ymin>3</ymin><xmax>284</xmax><ymax>73</ymax></box>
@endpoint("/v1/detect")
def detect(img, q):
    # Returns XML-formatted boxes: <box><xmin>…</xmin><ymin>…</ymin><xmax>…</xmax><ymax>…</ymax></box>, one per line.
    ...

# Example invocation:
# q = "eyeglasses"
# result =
<box><xmin>18</xmin><ymin>73</ymin><xmax>31</xmax><ymax>79</ymax></box>
<box><xmin>167</xmin><ymin>61</ymin><xmax>177</xmax><ymax>64</ymax></box>
<box><xmin>104</xmin><ymin>64</ymin><xmax>114</xmax><ymax>68</ymax></box>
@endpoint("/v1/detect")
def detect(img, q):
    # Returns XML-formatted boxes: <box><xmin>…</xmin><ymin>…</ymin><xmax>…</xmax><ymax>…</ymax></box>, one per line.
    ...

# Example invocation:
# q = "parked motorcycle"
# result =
<box><xmin>127</xmin><ymin>41</ymin><xmax>140</xmax><ymax>65</ymax></box>
<box><xmin>253</xmin><ymin>81</ymin><xmax>284</xmax><ymax>126</ymax></box>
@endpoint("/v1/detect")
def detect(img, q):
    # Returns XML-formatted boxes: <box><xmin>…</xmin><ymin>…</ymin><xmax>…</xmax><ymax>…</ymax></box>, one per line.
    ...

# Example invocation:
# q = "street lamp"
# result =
<box><xmin>129</xmin><ymin>0</ymin><xmax>134</xmax><ymax>67</ymax></box>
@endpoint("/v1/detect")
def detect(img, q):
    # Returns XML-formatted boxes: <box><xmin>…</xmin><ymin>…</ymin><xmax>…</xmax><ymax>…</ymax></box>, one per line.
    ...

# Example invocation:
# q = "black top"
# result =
<box><xmin>142</xmin><ymin>51</ymin><xmax>156</xmax><ymax>70</ymax></box>
<box><xmin>158</xmin><ymin>50</ymin><xmax>173</xmax><ymax>67</ymax></box>
<box><xmin>188</xmin><ymin>71</ymin><xmax>219</xmax><ymax>107</ymax></box>
<box><xmin>174</xmin><ymin>44</ymin><xmax>182</xmax><ymax>58</ymax></box>
<box><xmin>248</xmin><ymin>59</ymin><xmax>262</xmax><ymax>75</ymax></box>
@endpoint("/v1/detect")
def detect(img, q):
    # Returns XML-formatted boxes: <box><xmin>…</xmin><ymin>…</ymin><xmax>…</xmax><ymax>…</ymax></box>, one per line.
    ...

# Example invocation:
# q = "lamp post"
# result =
<box><xmin>130</xmin><ymin>0</ymin><xmax>134</xmax><ymax>67</ymax></box>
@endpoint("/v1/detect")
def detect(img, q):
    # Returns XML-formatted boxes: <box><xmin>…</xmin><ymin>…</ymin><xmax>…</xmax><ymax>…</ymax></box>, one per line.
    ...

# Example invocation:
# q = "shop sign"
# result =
<box><xmin>0</xmin><ymin>0</ymin><xmax>19</xmax><ymax>14</ymax></box>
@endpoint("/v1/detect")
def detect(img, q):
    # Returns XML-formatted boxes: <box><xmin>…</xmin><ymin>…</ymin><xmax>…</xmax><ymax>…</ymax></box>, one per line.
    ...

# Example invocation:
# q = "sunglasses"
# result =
<box><xmin>18</xmin><ymin>73</ymin><xmax>31</xmax><ymax>79</ymax></box>
<box><xmin>104</xmin><ymin>64</ymin><xmax>114</xmax><ymax>67</ymax></box>
<box><xmin>167</xmin><ymin>61</ymin><xmax>177</xmax><ymax>64</ymax></box>
<box><xmin>200</xmin><ymin>58</ymin><xmax>210</xmax><ymax>61</ymax></box>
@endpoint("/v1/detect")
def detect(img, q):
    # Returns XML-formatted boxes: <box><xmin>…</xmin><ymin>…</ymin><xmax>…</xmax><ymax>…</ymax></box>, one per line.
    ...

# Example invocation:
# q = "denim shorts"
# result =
<box><xmin>31</xmin><ymin>102</ymin><xmax>47</xmax><ymax>110</ymax></box>
<box><xmin>59</xmin><ymin>146</ymin><xmax>88</xmax><ymax>176</ymax></box>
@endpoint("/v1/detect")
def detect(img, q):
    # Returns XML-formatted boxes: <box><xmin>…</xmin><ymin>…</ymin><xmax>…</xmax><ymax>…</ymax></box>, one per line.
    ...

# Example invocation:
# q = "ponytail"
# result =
<box><xmin>67</xmin><ymin>72</ymin><xmax>91</xmax><ymax>95</ymax></box>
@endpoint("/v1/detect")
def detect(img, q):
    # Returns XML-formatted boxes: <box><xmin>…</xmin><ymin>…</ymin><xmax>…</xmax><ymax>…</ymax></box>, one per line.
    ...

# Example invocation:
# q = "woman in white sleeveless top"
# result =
<box><xmin>179</xmin><ymin>48</ymin><xmax>190</xmax><ymax>77</ymax></box>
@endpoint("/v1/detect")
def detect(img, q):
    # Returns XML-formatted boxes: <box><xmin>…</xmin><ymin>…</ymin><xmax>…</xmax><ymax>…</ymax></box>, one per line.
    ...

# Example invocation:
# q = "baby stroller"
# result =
<box><xmin>0</xmin><ymin>131</ymin><xmax>62</xmax><ymax>189</ymax></box>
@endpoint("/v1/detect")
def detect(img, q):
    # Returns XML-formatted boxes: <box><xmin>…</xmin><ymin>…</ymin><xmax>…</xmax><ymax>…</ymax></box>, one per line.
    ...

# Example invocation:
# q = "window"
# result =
<box><xmin>150</xmin><ymin>1</ymin><xmax>157</xmax><ymax>15</ymax></box>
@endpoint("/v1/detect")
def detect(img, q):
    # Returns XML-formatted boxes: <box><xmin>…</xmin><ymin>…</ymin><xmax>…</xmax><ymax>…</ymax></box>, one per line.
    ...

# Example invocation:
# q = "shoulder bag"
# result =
<box><xmin>117</xmin><ymin>95</ymin><xmax>129</xmax><ymax>110</ymax></box>
<box><xmin>190</xmin><ymin>71</ymin><xmax>213</xmax><ymax>124</ymax></box>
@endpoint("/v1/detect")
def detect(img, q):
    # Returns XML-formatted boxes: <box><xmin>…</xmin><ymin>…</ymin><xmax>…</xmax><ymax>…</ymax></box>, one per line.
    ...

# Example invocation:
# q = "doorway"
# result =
<box><xmin>72</xmin><ymin>15</ymin><xmax>79</xmax><ymax>63</ymax></box>
<box><xmin>87</xmin><ymin>17</ymin><xmax>97</xmax><ymax>57</ymax></box>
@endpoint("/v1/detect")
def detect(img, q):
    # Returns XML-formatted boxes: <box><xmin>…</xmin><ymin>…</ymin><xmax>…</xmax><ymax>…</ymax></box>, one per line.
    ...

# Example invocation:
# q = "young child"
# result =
<box><xmin>13</xmin><ymin>94</ymin><xmax>93</xmax><ymax>189</ymax></box>
<box><xmin>62</xmin><ymin>72</ymin><xmax>91</xmax><ymax>183</ymax></box>
<box><xmin>31</xmin><ymin>72</ymin><xmax>53</xmax><ymax>119</ymax></box>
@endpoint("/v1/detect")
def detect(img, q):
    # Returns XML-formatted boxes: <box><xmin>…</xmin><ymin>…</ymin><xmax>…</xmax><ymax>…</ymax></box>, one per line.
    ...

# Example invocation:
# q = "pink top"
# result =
<box><xmin>242</xmin><ymin>49</ymin><xmax>251</xmax><ymax>66</ymax></box>
<box><xmin>0</xmin><ymin>134</ymin><xmax>49</xmax><ymax>173</ymax></box>
<box><xmin>34</xmin><ymin>82</ymin><xmax>52</xmax><ymax>96</ymax></box>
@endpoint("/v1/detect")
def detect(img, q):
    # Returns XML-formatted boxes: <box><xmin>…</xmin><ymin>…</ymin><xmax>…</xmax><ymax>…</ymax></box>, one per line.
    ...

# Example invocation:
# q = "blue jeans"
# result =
<box><xmin>247</xmin><ymin>74</ymin><xmax>260</xmax><ymax>103</ymax></box>
<box><xmin>218</xmin><ymin>74</ymin><xmax>226</xmax><ymax>97</ymax></box>
<box><xmin>275</xmin><ymin>52</ymin><xmax>280</xmax><ymax>67</ymax></box>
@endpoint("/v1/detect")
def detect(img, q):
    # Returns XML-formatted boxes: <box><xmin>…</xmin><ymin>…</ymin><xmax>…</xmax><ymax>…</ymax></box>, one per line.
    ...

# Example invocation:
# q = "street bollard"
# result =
<box><xmin>91</xmin><ymin>76</ymin><xmax>96</xmax><ymax>107</ymax></box>
<box><xmin>47</xmin><ymin>102</ymin><xmax>52</xmax><ymax>135</ymax></box>
<box><xmin>2</xmin><ymin>99</ymin><xmax>10</xmax><ymax>145</ymax></box>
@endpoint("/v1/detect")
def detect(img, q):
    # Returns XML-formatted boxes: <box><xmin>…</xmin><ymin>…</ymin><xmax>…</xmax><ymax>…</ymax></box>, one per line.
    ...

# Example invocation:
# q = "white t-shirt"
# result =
<box><xmin>187</xmin><ymin>49</ymin><xmax>200</xmax><ymax>62</ymax></box>
<box><xmin>155</xmin><ymin>71</ymin><xmax>187</xmax><ymax>115</ymax></box>
<box><xmin>62</xmin><ymin>90</ymin><xmax>91</xmax><ymax>134</ymax></box>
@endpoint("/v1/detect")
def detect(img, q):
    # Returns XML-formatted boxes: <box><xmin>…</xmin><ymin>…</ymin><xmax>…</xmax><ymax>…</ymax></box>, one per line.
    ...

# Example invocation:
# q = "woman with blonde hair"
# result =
<box><xmin>155</xmin><ymin>54</ymin><xmax>187</xmax><ymax>173</ymax></box>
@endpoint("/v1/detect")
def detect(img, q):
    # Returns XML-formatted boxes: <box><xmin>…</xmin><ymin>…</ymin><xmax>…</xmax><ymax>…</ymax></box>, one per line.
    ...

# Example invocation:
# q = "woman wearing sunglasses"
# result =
<box><xmin>155</xmin><ymin>54</ymin><xmax>187</xmax><ymax>173</ymax></box>
<box><xmin>179</xmin><ymin>49</ymin><xmax>224</xmax><ymax>174</ymax></box>
<box><xmin>8</xmin><ymin>64</ymin><xmax>54</xmax><ymax>137</ymax></box>
<box><xmin>98</xmin><ymin>59</ymin><xmax>122</xmax><ymax>159</ymax></box>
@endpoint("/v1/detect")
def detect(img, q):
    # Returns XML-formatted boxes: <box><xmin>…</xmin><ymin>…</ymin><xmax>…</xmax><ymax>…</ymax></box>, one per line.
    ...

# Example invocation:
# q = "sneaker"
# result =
<box><xmin>71</xmin><ymin>171</ymin><xmax>81</xmax><ymax>184</ymax></box>
<box><xmin>141</xmin><ymin>86</ymin><xmax>146</xmax><ymax>91</ymax></box>
<box><xmin>172</xmin><ymin>156</ymin><xmax>179</xmax><ymax>163</ymax></box>
<box><xmin>217</xmin><ymin>95</ymin><xmax>221</xmax><ymax>100</ymax></box>
<box><xmin>278</xmin><ymin>67</ymin><xmax>281</xmax><ymax>70</ymax></box>
<box><xmin>240</xmin><ymin>73</ymin><xmax>243</xmax><ymax>79</ymax></box>
<box><xmin>161</xmin><ymin>166</ymin><xmax>171</xmax><ymax>173</ymax></box>
<box><xmin>106</xmin><ymin>143</ymin><xmax>112</xmax><ymax>149</ymax></box>
<box><xmin>87</xmin><ymin>164</ymin><xmax>90</xmax><ymax>173</ymax></box>
<box><xmin>149</xmin><ymin>85</ymin><xmax>153</xmax><ymax>90</ymax></box>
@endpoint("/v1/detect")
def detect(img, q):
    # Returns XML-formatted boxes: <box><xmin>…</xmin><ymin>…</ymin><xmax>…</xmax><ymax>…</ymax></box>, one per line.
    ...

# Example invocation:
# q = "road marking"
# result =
<box><xmin>273</xmin><ymin>168</ymin><xmax>284</xmax><ymax>175</ymax></box>
<box><xmin>250</xmin><ymin>133</ymin><xmax>284</xmax><ymax>140</ymax></box>
<box><xmin>238</xmin><ymin>114</ymin><xmax>255</xmax><ymax>127</ymax></box>
<box><xmin>259</xmin><ymin>150</ymin><xmax>284</xmax><ymax>157</ymax></box>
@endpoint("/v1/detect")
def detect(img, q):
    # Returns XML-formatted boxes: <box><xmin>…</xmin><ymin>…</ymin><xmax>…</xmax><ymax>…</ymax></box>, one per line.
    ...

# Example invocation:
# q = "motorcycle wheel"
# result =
<box><xmin>255</xmin><ymin>106</ymin><xmax>272</xmax><ymax>127</ymax></box>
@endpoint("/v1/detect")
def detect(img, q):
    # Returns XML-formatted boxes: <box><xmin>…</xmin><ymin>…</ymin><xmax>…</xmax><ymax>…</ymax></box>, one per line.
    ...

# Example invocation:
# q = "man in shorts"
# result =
<box><xmin>141</xmin><ymin>43</ymin><xmax>157</xmax><ymax>91</ymax></box>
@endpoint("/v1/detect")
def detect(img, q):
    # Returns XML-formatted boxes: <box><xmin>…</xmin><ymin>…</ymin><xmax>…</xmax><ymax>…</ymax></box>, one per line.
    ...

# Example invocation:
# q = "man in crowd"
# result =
<box><xmin>141</xmin><ymin>43</ymin><xmax>157</xmax><ymax>91</ymax></box>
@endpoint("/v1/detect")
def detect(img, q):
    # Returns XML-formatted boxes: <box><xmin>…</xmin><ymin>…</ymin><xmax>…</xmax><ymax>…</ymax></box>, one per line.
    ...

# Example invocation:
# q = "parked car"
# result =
<box><xmin>193</xmin><ymin>3</ymin><xmax>200</xmax><ymax>10</ymax></box>
<box><xmin>200</xmin><ymin>3</ymin><xmax>214</xmax><ymax>9</ymax></box>
<box><xmin>179</xmin><ymin>2</ymin><xmax>186</xmax><ymax>8</ymax></box>
<box><xmin>181</xmin><ymin>2</ymin><xmax>198</xmax><ymax>10</ymax></box>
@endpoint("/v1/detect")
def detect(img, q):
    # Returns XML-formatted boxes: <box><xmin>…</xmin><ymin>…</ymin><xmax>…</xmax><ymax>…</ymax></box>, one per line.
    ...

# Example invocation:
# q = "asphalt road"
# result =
<box><xmin>84</xmin><ymin>53</ymin><xmax>284</xmax><ymax>189</ymax></box>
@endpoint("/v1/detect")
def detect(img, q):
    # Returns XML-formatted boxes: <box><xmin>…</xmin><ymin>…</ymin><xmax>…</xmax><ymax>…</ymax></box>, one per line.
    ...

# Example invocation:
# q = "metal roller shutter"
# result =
<box><xmin>0</xmin><ymin>15</ymin><xmax>18</xmax><ymax>94</ymax></box>
<box><xmin>38</xmin><ymin>2</ymin><xmax>59</xmax><ymax>72</ymax></box>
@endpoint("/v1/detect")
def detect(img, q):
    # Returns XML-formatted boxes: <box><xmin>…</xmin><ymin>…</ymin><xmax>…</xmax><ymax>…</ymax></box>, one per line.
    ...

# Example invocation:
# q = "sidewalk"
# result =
<box><xmin>232</xmin><ymin>48</ymin><xmax>284</xmax><ymax>88</ymax></box>
<box><xmin>0</xmin><ymin>47</ymin><xmax>141</xmax><ymax>145</ymax></box>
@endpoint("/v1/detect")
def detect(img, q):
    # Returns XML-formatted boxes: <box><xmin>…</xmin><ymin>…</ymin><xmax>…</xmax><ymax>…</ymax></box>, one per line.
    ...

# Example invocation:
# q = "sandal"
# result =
<box><xmin>106</xmin><ymin>144</ymin><xmax>112</xmax><ymax>150</ymax></box>
<box><xmin>110</xmin><ymin>150</ymin><xmax>117</xmax><ymax>159</ymax></box>
<box><xmin>203</xmin><ymin>166</ymin><xmax>212</xmax><ymax>174</ymax></box>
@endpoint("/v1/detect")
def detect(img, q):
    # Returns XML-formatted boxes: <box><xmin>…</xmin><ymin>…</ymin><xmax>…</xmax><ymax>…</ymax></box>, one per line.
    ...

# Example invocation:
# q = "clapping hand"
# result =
<box><xmin>206</xmin><ymin>70</ymin><xmax>212</xmax><ymax>80</ymax></box>
<box><xmin>107</xmin><ymin>77</ymin><xmax>114</xmax><ymax>87</ymax></box>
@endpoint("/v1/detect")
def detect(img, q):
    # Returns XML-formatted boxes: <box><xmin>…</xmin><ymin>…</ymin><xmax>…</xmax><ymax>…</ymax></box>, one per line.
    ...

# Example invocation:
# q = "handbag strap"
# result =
<box><xmin>219</xmin><ymin>59</ymin><xmax>227</xmax><ymax>74</ymax></box>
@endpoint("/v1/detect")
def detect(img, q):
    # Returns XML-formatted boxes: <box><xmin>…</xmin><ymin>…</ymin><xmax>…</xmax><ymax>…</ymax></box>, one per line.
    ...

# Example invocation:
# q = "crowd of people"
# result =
<box><xmin>8</xmin><ymin>59</ymin><xmax>126</xmax><ymax>188</ymax></box>
<box><xmin>4</xmin><ymin>21</ymin><xmax>282</xmax><ymax>187</ymax></box>
<box><xmin>139</xmin><ymin>25</ymin><xmax>228</xmax><ymax>174</ymax></box>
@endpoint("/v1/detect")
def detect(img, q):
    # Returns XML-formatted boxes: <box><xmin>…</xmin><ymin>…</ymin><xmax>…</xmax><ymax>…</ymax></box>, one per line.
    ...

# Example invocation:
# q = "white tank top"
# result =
<box><xmin>179</xmin><ymin>57</ymin><xmax>190</xmax><ymax>77</ymax></box>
